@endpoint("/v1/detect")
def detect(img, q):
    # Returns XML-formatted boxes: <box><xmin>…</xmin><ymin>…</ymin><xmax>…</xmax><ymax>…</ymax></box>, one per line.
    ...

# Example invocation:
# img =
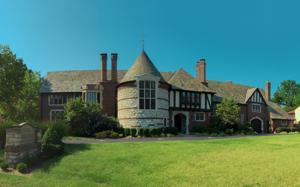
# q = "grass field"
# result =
<box><xmin>1</xmin><ymin>135</ymin><xmax>300</xmax><ymax>186</ymax></box>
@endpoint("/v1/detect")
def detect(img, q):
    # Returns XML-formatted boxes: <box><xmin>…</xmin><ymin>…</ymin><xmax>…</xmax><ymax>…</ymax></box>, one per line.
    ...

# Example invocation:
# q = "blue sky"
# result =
<box><xmin>0</xmin><ymin>0</ymin><xmax>299</xmax><ymax>94</ymax></box>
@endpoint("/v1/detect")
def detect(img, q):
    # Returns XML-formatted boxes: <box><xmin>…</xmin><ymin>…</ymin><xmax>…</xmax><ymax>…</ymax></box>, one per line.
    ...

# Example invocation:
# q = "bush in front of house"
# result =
<box><xmin>137</xmin><ymin>128</ymin><xmax>144</xmax><ymax>137</ymax></box>
<box><xmin>64</xmin><ymin>99</ymin><xmax>121</xmax><ymax>136</ymax></box>
<box><xmin>95</xmin><ymin>130</ymin><xmax>119</xmax><ymax>139</ymax></box>
<box><xmin>163</xmin><ymin>127</ymin><xmax>178</xmax><ymax>135</ymax></box>
<box><xmin>41</xmin><ymin>124</ymin><xmax>64</xmax><ymax>158</ymax></box>
<box><xmin>144</xmin><ymin>128</ymin><xmax>151</xmax><ymax>137</ymax></box>
<box><xmin>0</xmin><ymin>162</ymin><xmax>9</xmax><ymax>171</ymax></box>
<box><xmin>149</xmin><ymin>128</ymin><xmax>162</xmax><ymax>136</ymax></box>
<box><xmin>122</xmin><ymin>127</ymin><xmax>178</xmax><ymax>137</ymax></box>
<box><xmin>16</xmin><ymin>162</ymin><xmax>28</xmax><ymax>173</ymax></box>
<box><xmin>131</xmin><ymin>128</ymin><xmax>137</xmax><ymax>137</ymax></box>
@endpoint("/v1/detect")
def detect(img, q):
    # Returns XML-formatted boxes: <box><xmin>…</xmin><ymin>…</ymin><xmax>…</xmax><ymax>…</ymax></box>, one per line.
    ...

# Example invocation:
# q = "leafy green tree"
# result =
<box><xmin>0</xmin><ymin>45</ymin><xmax>27</xmax><ymax>119</ymax></box>
<box><xmin>64</xmin><ymin>99</ymin><xmax>120</xmax><ymax>136</ymax></box>
<box><xmin>216</xmin><ymin>98</ymin><xmax>240</xmax><ymax>129</ymax></box>
<box><xmin>15</xmin><ymin>71</ymin><xmax>42</xmax><ymax>121</ymax></box>
<box><xmin>273</xmin><ymin>80</ymin><xmax>300</xmax><ymax>111</ymax></box>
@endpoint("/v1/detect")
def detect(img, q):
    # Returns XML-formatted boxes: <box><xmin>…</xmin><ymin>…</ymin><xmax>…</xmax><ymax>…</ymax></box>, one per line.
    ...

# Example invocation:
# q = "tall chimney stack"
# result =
<box><xmin>111</xmin><ymin>53</ymin><xmax>118</xmax><ymax>81</ymax></box>
<box><xmin>196</xmin><ymin>59</ymin><xmax>206</xmax><ymax>83</ymax></box>
<box><xmin>101</xmin><ymin>53</ymin><xmax>107</xmax><ymax>82</ymax></box>
<box><xmin>266</xmin><ymin>80</ymin><xmax>271</xmax><ymax>101</ymax></box>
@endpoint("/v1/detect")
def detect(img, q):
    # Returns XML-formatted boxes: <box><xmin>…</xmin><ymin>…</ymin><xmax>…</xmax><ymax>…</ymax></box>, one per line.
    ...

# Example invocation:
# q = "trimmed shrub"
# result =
<box><xmin>124</xmin><ymin>128</ymin><xmax>131</xmax><ymax>137</ymax></box>
<box><xmin>16</xmin><ymin>162</ymin><xmax>28</xmax><ymax>173</ymax></box>
<box><xmin>144</xmin><ymin>128</ymin><xmax>150</xmax><ymax>137</ymax></box>
<box><xmin>0</xmin><ymin>162</ymin><xmax>9</xmax><ymax>171</ymax></box>
<box><xmin>163</xmin><ymin>127</ymin><xmax>178</xmax><ymax>135</ymax></box>
<box><xmin>137</xmin><ymin>128</ymin><xmax>144</xmax><ymax>137</ymax></box>
<box><xmin>23</xmin><ymin>154</ymin><xmax>39</xmax><ymax>166</ymax></box>
<box><xmin>225</xmin><ymin>128</ymin><xmax>234</xmax><ymax>135</ymax></box>
<box><xmin>276</xmin><ymin>127</ymin><xmax>294</xmax><ymax>133</ymax></box>
<box><xmin>41</xmin><ymin>125</ymin><xmax>64</xmax><ymax>158</ymax></box>
<box><xmin>150</xmin><ymin>128</ymin><xmax>162</xmax><ymax>136</ymax></box>
<box><xmin>131</xmin><ymin>129</ymin><xmax>137</xmax><ymax>137</ymax></box>
<box><xmin>191</xmin><ymin>126</ymin><xmax>207</xmax><ymax>133</ymax></box>
<box><xmin>95</xmin><ymin>130</ymin><xmax>119</xmax><ymax>139</ymax></box>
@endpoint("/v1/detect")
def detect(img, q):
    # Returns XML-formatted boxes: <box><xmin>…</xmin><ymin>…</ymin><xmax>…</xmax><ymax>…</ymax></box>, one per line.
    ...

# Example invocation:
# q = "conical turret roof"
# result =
<box><xmin>120</xmin><ymin>51</ymin><xmax>165</xmax><ymax>83</ymax></box>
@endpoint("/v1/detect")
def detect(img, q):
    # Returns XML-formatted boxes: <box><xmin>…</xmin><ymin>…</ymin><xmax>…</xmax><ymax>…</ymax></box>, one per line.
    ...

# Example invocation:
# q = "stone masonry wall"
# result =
<box><xmin>118</xmin><ymin>84</ymin><xmax>169</xmax><ymax>128</ymax></box>
<box><xmin>4</xmin><ymin>123</ymin><xmax>41</xmax><ymax>166</ymax></box>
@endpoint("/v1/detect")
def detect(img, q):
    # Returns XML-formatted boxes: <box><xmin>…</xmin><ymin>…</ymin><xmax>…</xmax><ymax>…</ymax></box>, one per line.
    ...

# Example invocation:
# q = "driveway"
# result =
<box><xmin>63</xmin><ymin>134</ymin><xmax>274</xmax><ymax>144</ymax></box>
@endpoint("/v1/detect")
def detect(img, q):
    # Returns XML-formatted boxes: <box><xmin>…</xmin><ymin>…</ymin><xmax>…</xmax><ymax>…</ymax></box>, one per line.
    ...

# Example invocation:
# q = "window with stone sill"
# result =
<box><xmin>139</xmin><ymin>80</ymin><xmax>156</xmax><ymax>110</ymax></box>
<box><xmin>195</xmin><ymin>112</ymin><xmax>205</xmax><ymax>121</ymax></box>
<box><xmin>252</xmin><ymin>104</ymin><xmax>261</xmax><ymax>113</ymax></box>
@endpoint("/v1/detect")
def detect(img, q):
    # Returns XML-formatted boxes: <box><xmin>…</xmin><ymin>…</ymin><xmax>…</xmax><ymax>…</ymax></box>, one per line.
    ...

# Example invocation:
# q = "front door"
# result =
<box><xmin>251</xmin><ymin>119</ymin><xmax>262</xmax><ymax>133</ymax></box>
<box><xmin>174</xmin><ymin>114</ymin><xmax>186</xmax><ymax>133</ymax></box>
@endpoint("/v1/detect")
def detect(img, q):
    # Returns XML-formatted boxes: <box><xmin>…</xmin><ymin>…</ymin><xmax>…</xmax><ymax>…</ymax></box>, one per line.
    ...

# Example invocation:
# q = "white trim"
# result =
<box><xmin>172</xmin><ymin>111</ymin><xmax>189</xmax><ymax>135</ymax></box>
<box><xmin>250</xmin><ymin>116</ymin><xmax>264</xmax><ymax>133</ymax></box>
<box><xmin>252</xmin><ymin>103</ymin><xmax>262</xmax><ymax>113</ymax></box>
<box><xmin>194</xmin><ymin>112</ymin><xmax>205</xmax><ymax>122</ymax></box>
<box><xmin>48</xmin><ymin>95</ymin><xmax>66</xmax><ymax>106</ymax></box>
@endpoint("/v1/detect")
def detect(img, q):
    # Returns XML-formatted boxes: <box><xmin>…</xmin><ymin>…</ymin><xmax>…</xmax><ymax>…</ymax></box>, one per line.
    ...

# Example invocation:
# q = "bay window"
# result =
<box><xmin>139</xmin><ymin>80</ymin><xmax>156</xmax><ymax>110</ymax></box>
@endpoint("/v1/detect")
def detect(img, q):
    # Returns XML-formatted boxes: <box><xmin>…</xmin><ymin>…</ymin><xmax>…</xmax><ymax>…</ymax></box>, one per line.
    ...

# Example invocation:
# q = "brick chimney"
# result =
<box><xmin>266</xmin><ymin>80</ymin><xmax>271</xmax><ymax>101</ymax></box>
<box><xmin>111</xmin><ymin>53</ymin><xmax>118</xmax><ymax>82</ymax></box>
<box><xmin>101</xmin><ymin>53</ymin><xmax>107</xmax><ymax>82</ymax></box>
<box><xmin>196</xmin><ymin>59</ymin><xmax>206</xmax><ymax>83</ymax></box>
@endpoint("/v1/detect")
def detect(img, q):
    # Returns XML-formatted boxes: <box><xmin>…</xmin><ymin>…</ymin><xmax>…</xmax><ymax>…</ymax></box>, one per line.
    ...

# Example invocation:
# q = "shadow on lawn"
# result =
<box><xmin>35</xmin><ymin>144</ymin><xmax>92</xmax><ymax>173</ymax></box>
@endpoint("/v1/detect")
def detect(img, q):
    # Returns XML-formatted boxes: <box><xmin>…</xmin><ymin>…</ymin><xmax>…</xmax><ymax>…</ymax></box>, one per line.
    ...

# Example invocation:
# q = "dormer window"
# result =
<box><xmin>139</xmin><ymin>80</ymin><xmax>156</xmax><ymax>110</ymax></box>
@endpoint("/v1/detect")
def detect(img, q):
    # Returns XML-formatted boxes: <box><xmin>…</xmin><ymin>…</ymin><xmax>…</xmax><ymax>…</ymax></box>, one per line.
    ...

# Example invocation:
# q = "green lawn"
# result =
<box><xmin>1</xmin><ymin>135</ymin><xmax>300</xmax><ymax>186</ymax></box>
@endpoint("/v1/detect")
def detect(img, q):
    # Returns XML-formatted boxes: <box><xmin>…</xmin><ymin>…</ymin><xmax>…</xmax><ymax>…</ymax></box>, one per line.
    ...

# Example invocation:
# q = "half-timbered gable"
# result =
<box><xmin>169</xmin><ymin>90</ymin><xmax>213</xmax><ymax>111</ymax></box>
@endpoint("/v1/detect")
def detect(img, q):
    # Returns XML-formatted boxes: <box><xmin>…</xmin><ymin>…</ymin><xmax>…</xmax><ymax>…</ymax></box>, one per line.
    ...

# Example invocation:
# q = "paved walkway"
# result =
<box><xmin>63</xmin><ymin>134</ymin><xmax>274</xmax><ymax>144</ymax></box>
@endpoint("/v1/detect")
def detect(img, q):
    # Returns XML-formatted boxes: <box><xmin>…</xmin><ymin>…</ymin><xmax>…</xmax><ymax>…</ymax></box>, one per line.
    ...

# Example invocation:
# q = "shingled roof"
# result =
<box><xmin>120</xmin><ymin>51</ymin><xmax>166</xmax><ymax>83</ymax></box>
<box><xmin>207</xmin><ymin>80</ymin><xmax>253</xmax><ymax>103</ymax></box>
<box><xmin>206</xmin><ymin>80</ymin><xmax>291</xmax><ymax>120</ymax></box>
<box><xmin>168</xmin><ymin>68</ymin><xmax>214</xmax><ymax>93</ymax></box>
<box><xmin>40</xmin><ymin>70</ymin><xmax>127</xmax><ymax>93</ymax></box>
<box><xmin>268</xmin><ymin>101</ymin><xmax>292</xmax><ymax>120</ymax></box>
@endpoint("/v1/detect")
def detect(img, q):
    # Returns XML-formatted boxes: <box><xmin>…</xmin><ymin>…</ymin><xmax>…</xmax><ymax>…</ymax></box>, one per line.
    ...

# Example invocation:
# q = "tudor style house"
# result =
<box><xmin>40</xmin><ymin>50</ymin><xmax>293</xmax><ymax>133</ymax></box>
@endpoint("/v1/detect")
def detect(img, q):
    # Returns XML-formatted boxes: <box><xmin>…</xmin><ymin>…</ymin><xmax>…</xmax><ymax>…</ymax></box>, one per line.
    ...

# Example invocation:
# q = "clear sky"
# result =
<box><xmin>0</xmin><ymin>0</ymin><xmax>299</xmax><ymax>94</ymax></box>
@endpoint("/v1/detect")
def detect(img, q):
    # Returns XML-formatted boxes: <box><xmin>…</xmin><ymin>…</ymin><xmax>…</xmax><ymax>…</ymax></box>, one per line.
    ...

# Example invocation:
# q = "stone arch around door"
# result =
<box><xmin>250</xmin><ymin>117</ymin><xmax>264</xmax><ymax>133</ymax></box>
<box><xmin>172</xmin><ymin>111</ymin><xmax>189</xmax><ymax>134</ymax></box>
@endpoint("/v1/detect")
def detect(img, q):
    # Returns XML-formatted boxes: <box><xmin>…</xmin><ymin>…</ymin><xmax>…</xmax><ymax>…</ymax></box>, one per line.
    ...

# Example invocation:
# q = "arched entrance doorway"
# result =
<box><xmin>250</xmin><ymin>117</ymin><xmax>263</xmax><ymax>133</ymax></box>
<box><xmin>174</xmin><ymin>113</ymin><xmax>187</xmax><ymax>133</ymax></box>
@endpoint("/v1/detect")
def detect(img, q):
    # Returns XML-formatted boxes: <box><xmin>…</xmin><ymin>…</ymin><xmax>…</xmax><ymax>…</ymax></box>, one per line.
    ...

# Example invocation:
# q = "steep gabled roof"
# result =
<box><xmin>207</xmin><ymin>80</ymin><xmax>253</xmax><ymax>103</ymax></box>
<box><xmin>268</xmin><ymin>101</ymin><xmax>292</xmax><ymax>120</ymax></box>
<box><xmin>244</xmin><ymin>88</ymin><xmax>257</xmax><ymax>103</ymax></box>
<box><xmin>168</xmin><ymin>68</ymin><xmax>214</xmax><ymax>93</ymax></box>
<box><xmin>120</xmin><ymin>51</ymin><xmax>165</xmax><ymax>83</ymax></box>
<box><xmin>40</xmin><ymin>70</ymin><xmax>127</xmax><ymax>93</ymax></box>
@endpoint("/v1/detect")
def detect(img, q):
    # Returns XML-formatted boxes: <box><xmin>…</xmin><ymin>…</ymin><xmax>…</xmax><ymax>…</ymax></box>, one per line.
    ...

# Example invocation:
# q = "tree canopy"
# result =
<box><xmin>273</xmin><ymin>80</ymin><xmax>300</xmax><ymax>111</ymax></box>
<box><xmin>0</xmin><ymin>45</ymin><xmax>42</xmax><ymax>121</ymax></box>
<box><xmin>216</xmin><ymin>98</ymin><xmax>240</xmax><ymax>128</ymax></box>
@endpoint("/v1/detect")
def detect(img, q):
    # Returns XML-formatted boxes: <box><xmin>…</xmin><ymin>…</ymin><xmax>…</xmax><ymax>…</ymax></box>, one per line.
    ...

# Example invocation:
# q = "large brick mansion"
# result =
<box><xmin>40</xmin><ymin>51</ymin><xmax>293</xmax><ymax>133</ymax></box>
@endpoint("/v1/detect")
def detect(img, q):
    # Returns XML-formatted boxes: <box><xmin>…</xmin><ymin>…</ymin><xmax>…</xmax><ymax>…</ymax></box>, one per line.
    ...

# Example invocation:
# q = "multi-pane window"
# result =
<box><xmin>195</xmin><ymin>112</ymin><xmax>205</xmax><ymax>121</ymax></box>
<box><xmin>181</xmin><ymin>92</ymin><xmax>186</xmax><ymax>108</ymax></box>
<box><xmin>49</xmin><ymin>95</ymin><xmax>67</xmax><ymax>106</ymax></box>
<box><xmin>50</xmin><ymin>110</ymin><xmax>64</xmax><ymax>121</ymax></box>
<box><xmin>87</xmin><ymin>92</ymin><xmax>97</xmax><ymax>103</ymax></box>
<box><xmin>252</xmin><ymin>104</ymin><xmax>261</xmax><ymax>113</ymax></box>
<box><xmin>139</xmin><ymin>80</ymin><xmax>156</xmax><ymax>110</ymax></box>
